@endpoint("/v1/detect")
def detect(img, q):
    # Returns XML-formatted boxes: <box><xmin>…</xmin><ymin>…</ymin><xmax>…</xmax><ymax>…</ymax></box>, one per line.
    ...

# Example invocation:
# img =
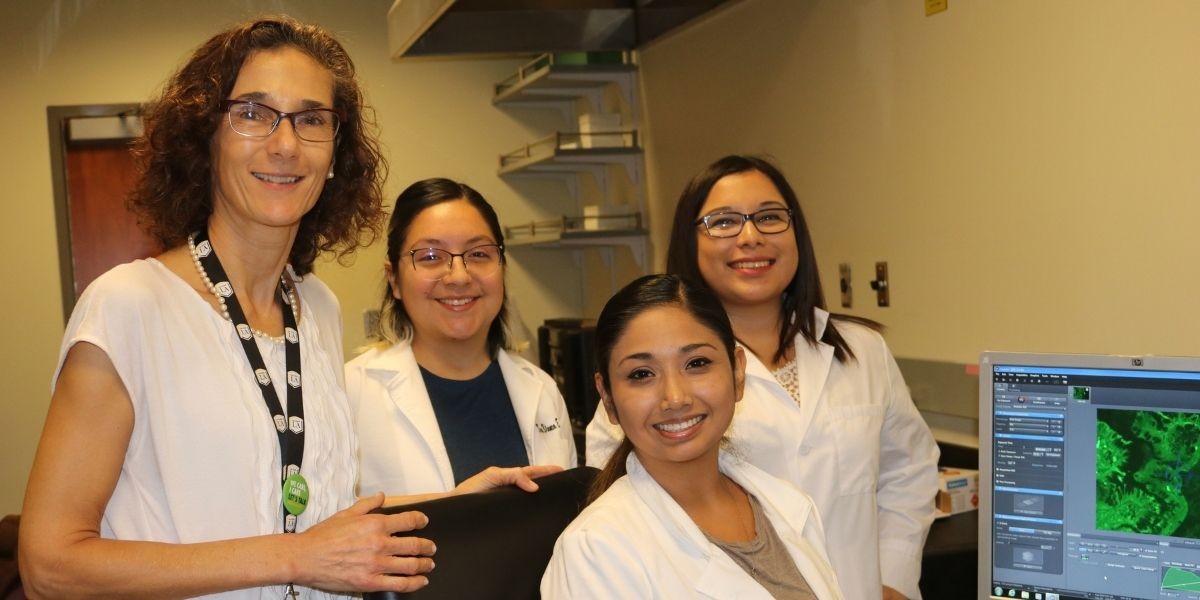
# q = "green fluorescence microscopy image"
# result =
<box><xmin>1095</xmin><ymin>409</ymin><xmax>1200</xmax><ymax>538</ymax></box>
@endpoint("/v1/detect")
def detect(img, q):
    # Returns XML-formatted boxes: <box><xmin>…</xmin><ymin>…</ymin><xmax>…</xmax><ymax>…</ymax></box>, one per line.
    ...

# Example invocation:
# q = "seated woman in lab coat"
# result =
<box><xmin>346</xmin><ymin>178</ymin><xmax>576</xmax><ymax>496</ymax></box>
<box><xmin>587</xmin><ymin>155</ymin><xmax>939</xmax><ymax>600</ymax></box>
<box><xmin>541</xmin><ymin>274</ymin><xmax>843</xmax><ymax>600</ymax></box>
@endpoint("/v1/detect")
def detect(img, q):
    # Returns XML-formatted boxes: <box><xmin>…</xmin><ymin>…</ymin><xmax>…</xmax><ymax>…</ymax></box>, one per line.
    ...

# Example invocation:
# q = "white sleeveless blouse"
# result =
<box><xmin>54</xmin><ymin>259</ymin><xmax>357</xmax><ymax>600</ymax></box>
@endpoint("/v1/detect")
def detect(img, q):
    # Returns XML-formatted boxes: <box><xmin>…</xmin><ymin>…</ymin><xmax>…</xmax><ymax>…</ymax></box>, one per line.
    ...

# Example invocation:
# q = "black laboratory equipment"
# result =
<box><xmin>537</xmin><ymin>318</ymin><xmax>599</xmax><ymax>462</ymax></box>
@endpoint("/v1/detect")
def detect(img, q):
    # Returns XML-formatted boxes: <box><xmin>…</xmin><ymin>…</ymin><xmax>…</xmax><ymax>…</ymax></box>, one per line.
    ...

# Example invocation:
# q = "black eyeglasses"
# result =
<box><xmin>408</xmin><ymin>244</ymin><xmax>505</xmax><ymax>280</ymax></box>
<box><xmin>695</xmin><ymin>208</ymin><xmax>793</xmax><ymax>238</ymax></box>
<box><xmin>221</xmin><ymin>100</ymin><xmax>342</xmax><ymax>142</ymax></box>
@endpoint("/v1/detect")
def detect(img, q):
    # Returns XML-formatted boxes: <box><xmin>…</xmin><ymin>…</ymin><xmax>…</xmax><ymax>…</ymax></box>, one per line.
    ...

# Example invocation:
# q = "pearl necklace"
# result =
<box><xmin>187</xmin><ymin>232</ymin><xmax>298</xmax><ymax>343</ymax></box>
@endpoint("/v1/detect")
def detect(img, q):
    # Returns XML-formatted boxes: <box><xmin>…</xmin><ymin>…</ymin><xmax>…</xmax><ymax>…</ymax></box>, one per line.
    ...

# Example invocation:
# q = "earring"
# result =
<box><xmin>326</xmin><ymin>165</ymin><xmax>335</xmax><ymax>180</ymax></box>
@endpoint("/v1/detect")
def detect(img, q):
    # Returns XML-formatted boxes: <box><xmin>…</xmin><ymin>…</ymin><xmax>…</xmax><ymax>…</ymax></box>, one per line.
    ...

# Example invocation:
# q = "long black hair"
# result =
<box><xmin>380</xmin><ymin>178</ymin><xmax>509</xmax><ymax>356</ymax></box>
<box><xmin>586</xmin><ymin>274</ymin><xmax>738</xmax><ymax>504</ymax></box>
<box><xmin>666</xmin><ymin>154</ymin><xmax>879</xmax><ymax>365</ymax></box>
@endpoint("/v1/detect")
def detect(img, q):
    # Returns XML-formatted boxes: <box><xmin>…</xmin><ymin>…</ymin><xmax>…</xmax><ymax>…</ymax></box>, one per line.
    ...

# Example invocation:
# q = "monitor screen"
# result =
<box><xmin>979</xmin><ymin>352</ymin><xmax>1200</xmax><ymax>600</ymax></box>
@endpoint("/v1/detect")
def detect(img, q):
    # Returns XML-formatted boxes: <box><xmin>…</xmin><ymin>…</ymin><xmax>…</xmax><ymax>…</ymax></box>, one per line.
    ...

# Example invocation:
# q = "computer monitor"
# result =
<box><xmin>979</xmin><ymin>352</ymin><xmax>1200</xmax><ymax>600</ymax></box>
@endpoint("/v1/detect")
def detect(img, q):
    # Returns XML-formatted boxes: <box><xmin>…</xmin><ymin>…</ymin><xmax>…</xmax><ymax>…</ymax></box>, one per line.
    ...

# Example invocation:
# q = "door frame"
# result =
<box><xmin>47</xmin><ymin>103</ymin><xmax>142</xmax><ymax>322</ymax></box>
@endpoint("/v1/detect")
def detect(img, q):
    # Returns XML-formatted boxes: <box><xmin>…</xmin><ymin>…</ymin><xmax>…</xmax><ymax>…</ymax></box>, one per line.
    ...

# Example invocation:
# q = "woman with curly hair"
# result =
<box><xmin>20</xmin><ymin>17</ymin><xmax>549</xmax><ymax>599</ymax></box>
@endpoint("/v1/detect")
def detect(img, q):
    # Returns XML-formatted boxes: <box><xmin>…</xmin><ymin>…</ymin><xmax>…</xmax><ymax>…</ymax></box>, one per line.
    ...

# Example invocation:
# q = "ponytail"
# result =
<box><xmin>584</xmin><ymin>437</ymin><xmax>634</xmax><ymax>506</ymax></box>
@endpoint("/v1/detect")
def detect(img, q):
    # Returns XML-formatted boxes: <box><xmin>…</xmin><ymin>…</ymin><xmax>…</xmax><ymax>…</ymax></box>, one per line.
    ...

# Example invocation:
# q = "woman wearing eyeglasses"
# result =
<box><xmin>345</xmin><ymin>178</ymin><xmax>576</xmax><ymax>498</ymax></box>
<box><xmin>21</xmin><ymin>19</ymin><xmax>552</xmax><ymax>599</ymax></box>
<box><xmin>586</xmin><ymin>155</ymin><xmax>939</xmax><ymax>600</ymax></box>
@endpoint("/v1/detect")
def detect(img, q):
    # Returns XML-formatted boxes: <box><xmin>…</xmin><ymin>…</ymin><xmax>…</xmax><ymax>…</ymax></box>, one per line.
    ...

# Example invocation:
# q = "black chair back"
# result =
<box><xmin>366</xmin><ymin>466</ymin><xmax>598</xmax><ymax>600</ymax></box>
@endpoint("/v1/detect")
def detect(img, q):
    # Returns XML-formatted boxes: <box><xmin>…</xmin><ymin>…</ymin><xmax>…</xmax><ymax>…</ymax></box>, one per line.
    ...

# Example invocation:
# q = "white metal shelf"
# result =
<box><xmin>497</xmin><ymin>132</ymin><xmax>642</xmax><ymax>189</ymax></box>
<box><xmin>505</xmin><ymin>228</ymin><xmax>648</xmax><ymax>271</ymax></box>
<box><xmin>493</xmin><ymin>53</ymin><xmax>636</xmax><ymax>111</ymax></box>
<box><xmin>504</xmin><ymin>213</ymin><xmax>647</xmax><ymax>270</ymax></box>
<box><xmin>492</xmin><ymin>52</ymin><xmax>648</xmax><ymax>279</ymax></box>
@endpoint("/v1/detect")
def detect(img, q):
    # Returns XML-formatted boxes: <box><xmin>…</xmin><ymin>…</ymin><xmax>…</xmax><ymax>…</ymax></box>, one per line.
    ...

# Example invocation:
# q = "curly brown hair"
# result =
<box><xmin>127</xmin><ymin>16</ymin><xmax>385</xmax><ymax>275</ymax></box>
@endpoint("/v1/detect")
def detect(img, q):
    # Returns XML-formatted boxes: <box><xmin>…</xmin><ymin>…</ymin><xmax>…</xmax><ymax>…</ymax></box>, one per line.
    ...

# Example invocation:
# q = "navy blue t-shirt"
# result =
<box><xmin>420</xmin><ymin>360</ymin><xmax>530</xmax><ymax>484</ymax></box>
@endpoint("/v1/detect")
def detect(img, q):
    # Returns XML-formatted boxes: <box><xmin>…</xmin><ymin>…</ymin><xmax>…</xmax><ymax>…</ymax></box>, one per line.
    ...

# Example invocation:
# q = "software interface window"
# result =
<box><xmin>990</xmin><ymin>365</ymin><xmax>1200</xmax><ymax>600</ymax></box>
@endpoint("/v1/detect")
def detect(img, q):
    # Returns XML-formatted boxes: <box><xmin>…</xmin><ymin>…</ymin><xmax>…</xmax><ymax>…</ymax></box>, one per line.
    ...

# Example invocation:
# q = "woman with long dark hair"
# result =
<box><xmin>346</xmin><ymin>178</ymin><xmax>575</xmax><ymax>497</ymax></box>
<box><xmin>587</xmin><ymin>156</ymin><xmax>939</xmax><ymax>600</ymax></box>
<box><xmin>544</xmin><ymin>274</ymin><xmax>842</xmax><ymax>599</ymax></box>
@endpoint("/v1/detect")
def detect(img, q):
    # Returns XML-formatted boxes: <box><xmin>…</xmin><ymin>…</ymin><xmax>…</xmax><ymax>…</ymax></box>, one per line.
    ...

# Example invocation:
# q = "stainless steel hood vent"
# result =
<box><xmin>388</xmin><ymin>0</ymin><xmax>736</xmax><ymax>59</ymax></box>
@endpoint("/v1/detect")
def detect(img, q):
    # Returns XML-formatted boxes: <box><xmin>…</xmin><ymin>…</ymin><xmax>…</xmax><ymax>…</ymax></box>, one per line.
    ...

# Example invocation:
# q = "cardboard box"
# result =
<box><xmin>577</xmin><ymin>113</ymin><xmax>626</xmax><ymax>148</ymax></box>
<box><xmin>935</xmin><ymin>467</ymin><xmax>978</xmax><ymax>517</ymax></box>
<box><xmin>582</xmin><ymin>205</ymin><xmax>638</xmax><ymax>231</ymax></box>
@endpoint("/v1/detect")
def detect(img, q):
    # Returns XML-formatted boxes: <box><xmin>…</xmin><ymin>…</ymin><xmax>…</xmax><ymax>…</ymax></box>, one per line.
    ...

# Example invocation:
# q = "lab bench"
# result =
<box><xmin>919</xmin><ymin>441</ymin><xmax>978</xmax><ymax>600</ymax></box>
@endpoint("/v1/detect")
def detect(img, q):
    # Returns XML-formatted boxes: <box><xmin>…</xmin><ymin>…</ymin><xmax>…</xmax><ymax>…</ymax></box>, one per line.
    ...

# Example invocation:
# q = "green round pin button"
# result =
<box><xmin>282</xmin><ymin>473</ymin><xmax>309</xmax><ymax>516</ymax></box>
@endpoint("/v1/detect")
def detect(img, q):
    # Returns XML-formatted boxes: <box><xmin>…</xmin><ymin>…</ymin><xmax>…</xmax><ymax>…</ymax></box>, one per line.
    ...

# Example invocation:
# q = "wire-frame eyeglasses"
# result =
<box><xmin>221</xmin><ymin>100</ymin><xmax>341</xmax><ymax>142</ymax></box>
<box><xmin>695</xmin><ymin>208</ymin><xmax>794</xmax><ymax>238</ymax></box>
<box><xmin>408</xmin><ymin>244</ymin><xmax>505</xmax><ymax>280</ymax></box>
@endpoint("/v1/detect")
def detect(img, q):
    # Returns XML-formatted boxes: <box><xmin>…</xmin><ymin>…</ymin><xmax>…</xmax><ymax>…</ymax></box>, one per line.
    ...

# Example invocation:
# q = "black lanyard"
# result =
<box><xmin>192</xmin><ymin>229</ymin><xmax>307</xmax><ymax>534</ymax></box>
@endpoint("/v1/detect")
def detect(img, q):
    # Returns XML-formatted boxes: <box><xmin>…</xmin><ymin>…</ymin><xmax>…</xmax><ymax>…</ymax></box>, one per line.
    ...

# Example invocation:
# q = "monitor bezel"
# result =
<box><xmin>977</xmin><ymin>351</ymin><xmax>1200</xmax><ymax>600</ymax></box>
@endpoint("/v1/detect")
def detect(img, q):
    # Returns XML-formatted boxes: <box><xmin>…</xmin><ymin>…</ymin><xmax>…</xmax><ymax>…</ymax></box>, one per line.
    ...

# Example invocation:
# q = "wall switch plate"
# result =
<box><xmin>838</xmin><ymin>263</ymin><xmax>852</xmax><ymax>308</ymax></box>
<box><xmin>870</xmin><ymin>261</ymin><xmax>890</xmax><ymax>307</ymax></box>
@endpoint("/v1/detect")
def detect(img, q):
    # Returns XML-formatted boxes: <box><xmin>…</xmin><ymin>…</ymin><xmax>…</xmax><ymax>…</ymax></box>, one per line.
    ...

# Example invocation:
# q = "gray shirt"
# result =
<box><xmin>706</xmin><ymin>494</ymin><xmax>818</xmax><ymax>599</ymax></box>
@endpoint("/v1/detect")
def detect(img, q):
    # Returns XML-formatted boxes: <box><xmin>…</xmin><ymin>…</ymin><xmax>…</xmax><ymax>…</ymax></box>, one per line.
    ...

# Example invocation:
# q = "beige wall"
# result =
<box><xmin>638</xmin><ymin>0</ymin><xmax>1200</xmax><ymax>367</ymax></box>
<box><xmin>8</xmin><ymin>0</ymin><xmax>1200</xmax><ymax>516</ymax></box>
<box><xmin>0</xmin><ymin>1</ymin><xmax>578</xmax><ymax>516</ymax></box>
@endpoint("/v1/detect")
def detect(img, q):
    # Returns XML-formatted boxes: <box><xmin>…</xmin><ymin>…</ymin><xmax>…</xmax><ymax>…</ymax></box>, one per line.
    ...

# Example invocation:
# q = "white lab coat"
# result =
<box><xmin>346</xmin><ymin>341</ymin><xmax>576</xmax><ymax>496</ymax></box>
<box><xmin>541</xmin><ymin>451</ymin><xmax>844</xmax><ymax>599</ymax></box>
<box><xmin>585</xmin><ymin>309</ymin><xmax>939</xmax><ymax>600</ymax></box>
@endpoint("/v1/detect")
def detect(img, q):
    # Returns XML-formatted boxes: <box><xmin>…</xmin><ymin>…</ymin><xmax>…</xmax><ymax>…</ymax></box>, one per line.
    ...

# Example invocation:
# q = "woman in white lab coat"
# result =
<box><xmin>346</xmin><ymin>179</ymin><xmax>576</xmax><ymax>496</ymax></box>
<box><xmin>586</xmin><ymin>155</ymin><xmax>939</xmax><ymax>600</ymax></box>
<box><xmin>543</xmin><ymin>274</ymin><xmax>843</xmax><ymax>600</ymax></box>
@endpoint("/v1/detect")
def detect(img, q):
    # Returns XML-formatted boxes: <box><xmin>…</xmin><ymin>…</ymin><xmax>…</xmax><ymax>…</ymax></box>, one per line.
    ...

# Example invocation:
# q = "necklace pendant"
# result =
<box><xmin>284</xmin><ymin>583</ymin><xmax>299</xmax><ymax>599</ymax></box>
<box><xmin>282</xmin><ymin>473</ymin><xmax>310</xmax><ymax>516</ymax></box>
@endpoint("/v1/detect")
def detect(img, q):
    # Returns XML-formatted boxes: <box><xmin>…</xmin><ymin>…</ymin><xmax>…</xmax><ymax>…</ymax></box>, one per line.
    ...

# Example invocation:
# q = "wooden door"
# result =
<box><xmin>65</xmin><ymin>139</ymin><xmax>160</xmax><ymax>298</ymax></box>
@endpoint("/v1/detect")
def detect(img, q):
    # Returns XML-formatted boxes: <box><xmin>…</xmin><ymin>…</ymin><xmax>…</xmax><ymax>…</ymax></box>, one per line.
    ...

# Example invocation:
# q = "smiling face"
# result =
<box><xmin>598</xmin><ymin>304</ymin><xmax>746</xmax><ymax>473</ymax></box>
<box><xmin>695</xmin><ymin>169</ymin><xmax>800</xmax><ymax>310</ymax></box>
<box><xmin>210</xmin><ymin>46</ymin><xmax>335</xmax><ymax>235</ymax></box>
<box><xmin>389</xmin><ymin>199</ymin><xmax>505</xmax><ymax>353</ymax></box>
